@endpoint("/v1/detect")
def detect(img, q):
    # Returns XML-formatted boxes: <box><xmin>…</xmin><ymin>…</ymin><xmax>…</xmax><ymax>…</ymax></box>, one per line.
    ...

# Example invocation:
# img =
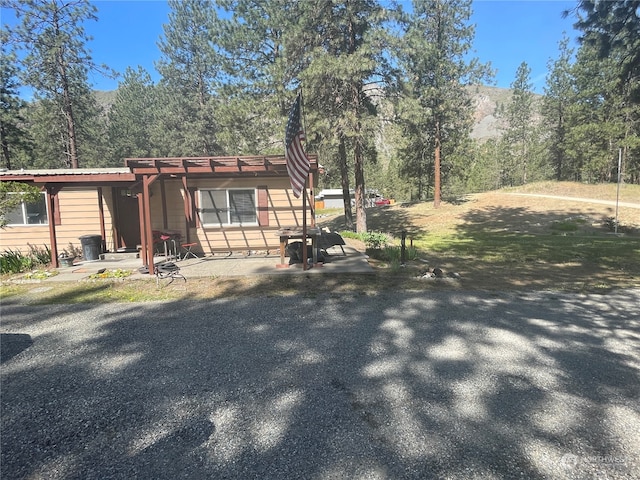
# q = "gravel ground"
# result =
<box><xmin>1</xmin><ymin>289</ymin><xmax>639</xmax><ymax>479</ymax></box>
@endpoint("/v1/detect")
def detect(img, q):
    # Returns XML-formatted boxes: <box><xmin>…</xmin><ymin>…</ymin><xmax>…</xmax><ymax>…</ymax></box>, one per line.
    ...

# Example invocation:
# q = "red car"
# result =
<box><xmin>374</xmin><ymin>197</ymin><xmax>391</xmax><ymax>206</ymax></box>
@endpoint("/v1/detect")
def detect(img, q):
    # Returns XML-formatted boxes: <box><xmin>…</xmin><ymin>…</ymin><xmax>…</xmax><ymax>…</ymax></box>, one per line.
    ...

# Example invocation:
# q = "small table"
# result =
<box><xmin>277</xmin><ymin>227</ymin><xmax>321</xmax><ymax>267</ymax></box>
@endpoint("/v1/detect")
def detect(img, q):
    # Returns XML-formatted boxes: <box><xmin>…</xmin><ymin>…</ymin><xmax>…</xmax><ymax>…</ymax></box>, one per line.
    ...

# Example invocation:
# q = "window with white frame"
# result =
<box><xmin>4</xmin><ymin>193</ymin><xmax>48</xmax><ymax>225</ymax></box>
<box><xmin>199</xmin><ymin>189</ymin><xmax>257</xmax><ymax>226</ymax></box>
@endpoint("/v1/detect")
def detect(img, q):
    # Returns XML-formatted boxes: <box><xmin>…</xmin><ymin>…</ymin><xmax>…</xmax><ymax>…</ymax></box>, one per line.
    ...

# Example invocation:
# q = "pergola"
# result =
<box><xmin>125</xmin><ymin>155</ymin><xmax>319</xmax><ymax>273</ymax></box>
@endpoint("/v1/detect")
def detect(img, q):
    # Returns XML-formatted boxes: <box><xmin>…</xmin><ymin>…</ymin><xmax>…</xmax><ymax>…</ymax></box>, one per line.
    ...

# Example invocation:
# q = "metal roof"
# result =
<box><xmin>0</xmin><ymin>167</ymin><xmax>132</xmax><ymax>176</ymax></box>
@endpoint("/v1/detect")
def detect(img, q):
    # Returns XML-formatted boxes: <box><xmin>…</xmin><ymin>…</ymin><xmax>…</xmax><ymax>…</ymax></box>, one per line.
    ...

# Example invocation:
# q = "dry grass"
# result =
<box><xmin>319</xmin><ymin>182</ymin><xmax>640</xmax><ymax>293</ymax></box>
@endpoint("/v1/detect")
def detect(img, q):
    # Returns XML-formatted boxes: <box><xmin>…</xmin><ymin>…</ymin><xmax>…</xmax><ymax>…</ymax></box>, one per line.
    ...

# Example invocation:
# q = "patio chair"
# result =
<box><xmin>318</xmin><ymin>230</ymin><xmax>346</xmax><ymax>256</ymax></box>
<box><xmin>154</xmin><ymin>261</ymin><xmax>186</xmax><ymax>286</ymax></box>
<box><xmin>180</xmin><ymin>242</ymin><xmax>199</xmax><ymax>260</ymax></box>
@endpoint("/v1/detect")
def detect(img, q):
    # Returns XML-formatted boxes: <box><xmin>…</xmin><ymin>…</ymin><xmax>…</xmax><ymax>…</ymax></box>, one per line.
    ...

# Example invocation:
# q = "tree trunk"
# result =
<box><xmin>1</xmin><ymin>123</ymin><xmax>11</xmax><ymax>170</ymax></box>
<box><xmin>62</xmin><ymin>87</ymin><xmax>79</xmax><ymax>169</ymax></box>
<box><xmin>339</xmin><ymin>137</ymin><xmax>354</xmax><ymax>230</ymax></box>
<box><xmin>55</xmin><ymin>14</ymin><xmax>79</xmax><ymax>168</ymax></box>
<box><xmin>434</xmin><ymin>120</ymin><xmax>442</xmax><ymax>208</ymax></box>
<box><xmin>354</xmin><ymin>135</ymin><xmax>367</xmax><ymax>233</ymax></box>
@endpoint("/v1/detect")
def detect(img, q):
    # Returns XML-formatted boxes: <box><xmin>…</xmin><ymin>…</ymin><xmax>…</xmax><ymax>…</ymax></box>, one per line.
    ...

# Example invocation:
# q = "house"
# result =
<box><xmin>315</xmin><ymin>189</ymin><xmax>353</xmax><ymax>209</ymax></box>
<box><xmin>315</xmin><ymin>188</ymin><xmax>390</xmax><ymax>209</ymax></box>
<box><xmin>0</xmin><ymin>155</ymin><xmax>319</xmax><ymax>271</ymax></box>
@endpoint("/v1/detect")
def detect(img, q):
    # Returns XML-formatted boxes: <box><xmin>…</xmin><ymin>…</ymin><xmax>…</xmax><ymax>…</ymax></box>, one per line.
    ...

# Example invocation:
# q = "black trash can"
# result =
<box><xmin>79</xmin><ymin>234</ymin><xmax>102</xmax><ymax>261</ymax></box>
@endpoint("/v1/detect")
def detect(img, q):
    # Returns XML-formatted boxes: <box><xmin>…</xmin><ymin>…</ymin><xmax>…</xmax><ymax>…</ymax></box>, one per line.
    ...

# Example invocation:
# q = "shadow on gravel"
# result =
<box><xmin>0</xmin><ymin>333</ymin><xmax>33</xmax><ymax>363</ymax></box>
<box><xmin>1</xmin><ymin>290</ymin><xmax>639</xmax><ymax>479</ymax></box>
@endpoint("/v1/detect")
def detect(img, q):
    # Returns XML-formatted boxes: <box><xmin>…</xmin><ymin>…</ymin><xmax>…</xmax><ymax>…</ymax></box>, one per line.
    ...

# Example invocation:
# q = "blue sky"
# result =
<box><xmin>2</xmin><ymin>0</ymin><xmax>579</xmax><ymax>94</ymax></box>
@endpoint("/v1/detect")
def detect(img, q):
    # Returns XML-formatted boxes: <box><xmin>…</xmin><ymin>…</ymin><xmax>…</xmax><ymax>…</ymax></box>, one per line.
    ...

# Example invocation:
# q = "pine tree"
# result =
<box><xmin>0</xmin><ymin>37</ymin><xmax>31</xmax><ymax>170</ymax></box>
<box><xmin>565</xmin><ymin>41</ymin><xmax>635</xmax><ymax>183</ymax></box>
<box><xmin>572</xmin><ymin>0</ymin><xmax>640</xmax><ymax>104</ymax></box>
<box><xmin>289</xmin><ymin>0</ymin><xmax>387</xmax><ymax>232</ymax></box>
<box><xmin>5</xmin><ymin>0</ymin><xmax>108</xmax><ymax>168</ymax></box>
<box><xmin>108</xmin><ymin>67</ymin><xmax>158</xmax><ymax>160</ymax></box>
<box><xmin>214</xmin><ymin>0</ymin><xmax>302</xmax><ymax>156</ymax></box>
<box><xmin>156</xmin><ymin>0</ymin><xmax>222</xmax><ymax>156</ymax></box>
<box><xmin>394</xmin><ymin>0</ymin><xmax>491</xmax><ymax>207</ymax></box>
<box><xmin>504</xmin><ymin>62</ymin><xmax>535</xmax><ymax>185</ymax></box>
<box><xmin>542</xmin><ymin>35</ymin><xmax>575</xmax><ymax>180</ymax></box>
<box><xmin>568</xmin><ymin>0</ymin><xmax>640</xmax><ymax>183</ymax></box>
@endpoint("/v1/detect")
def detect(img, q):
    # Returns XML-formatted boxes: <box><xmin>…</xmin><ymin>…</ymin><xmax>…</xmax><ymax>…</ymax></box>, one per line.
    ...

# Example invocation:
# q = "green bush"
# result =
<box><xmin>0</xmin><ymin>245</ymin><xmax>51</xmax><ymax>274</ymax></box>
<box><xmin>338</xmin><ymin>230</ymin><xmax>390</xmax><ymax>249</ymax></box>
<box><xmin>0</xmin><ymin>250</ymin><xmax>25</xmax><ymax>274</ymax></box>
<box><xmin>339</xmin><ymin>230</ymin><xmax>361</xmax><ymax>240</ymax></box>
<box><xmin>367</xmin><ymin>245</ymin><xmax>420</xmax><ymax>263</ymax></box>
<box><xmin>28</xmin><ymin>244</ymin><xmax>51</xmax><ymax>265</ymax></box>
<box><xmin>363</xmin><ymin>231</ymin><xmax>388</xmax><ymax>250</ymax></box>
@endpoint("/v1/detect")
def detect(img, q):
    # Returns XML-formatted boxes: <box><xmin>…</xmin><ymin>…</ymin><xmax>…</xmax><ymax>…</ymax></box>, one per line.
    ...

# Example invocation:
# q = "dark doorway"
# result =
<box><xmin>114</xmin><ymin>188</ymin><xmax>141</xmax><ymax>250</ymax></box>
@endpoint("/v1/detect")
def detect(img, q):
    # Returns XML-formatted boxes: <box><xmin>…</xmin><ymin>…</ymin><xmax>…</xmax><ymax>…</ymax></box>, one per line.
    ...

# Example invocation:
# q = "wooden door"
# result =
<box><xmin>114</xmin><ymin>188</ymin><xmax>141</xmax><ymax>250</ymax></box>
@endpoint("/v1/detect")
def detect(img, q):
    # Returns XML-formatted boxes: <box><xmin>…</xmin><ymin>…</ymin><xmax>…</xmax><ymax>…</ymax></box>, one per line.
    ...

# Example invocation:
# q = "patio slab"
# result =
<box><xmin>49</xmin><ymin>245</ymin><xmax>373</xmax><ymax>282</ymax></box>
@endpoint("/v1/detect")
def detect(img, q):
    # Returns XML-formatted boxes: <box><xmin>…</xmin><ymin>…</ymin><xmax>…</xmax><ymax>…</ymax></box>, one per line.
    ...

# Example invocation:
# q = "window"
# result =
<box><xmin>4</xmin><ymin>193</ymin><xmax>48</xmax><ymax>225</ymax></box>
<box><xmin>199</xmin><ymin>189</ymin><xmax>256</xmax><ymax>226</ymax></box>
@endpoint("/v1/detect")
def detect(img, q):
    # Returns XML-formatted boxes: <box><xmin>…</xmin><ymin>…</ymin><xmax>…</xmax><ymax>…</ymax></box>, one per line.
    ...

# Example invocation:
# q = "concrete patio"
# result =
<box><xmin>49</xmin><ymin>245</ymin><xmax>373</xmax><ymax>282</ymax></box>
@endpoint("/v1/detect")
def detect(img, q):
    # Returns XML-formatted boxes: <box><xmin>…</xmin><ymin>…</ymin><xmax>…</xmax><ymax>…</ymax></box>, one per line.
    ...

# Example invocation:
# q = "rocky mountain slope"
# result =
<box><xmin>95</xmin><ymin>85</ymin><xmax>539</xmax><ymax>142</ymax></box>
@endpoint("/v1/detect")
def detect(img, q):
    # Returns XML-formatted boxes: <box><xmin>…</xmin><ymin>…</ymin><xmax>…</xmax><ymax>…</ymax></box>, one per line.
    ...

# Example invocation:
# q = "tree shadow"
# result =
<box><xmin>319</xmin><ymin>206</ymin><xmax>428</xmax><ymax>239</ymax></box>
<box><xmin>0</xmin><ymin>333</ymin><xmax>33</xmax><ymax>363</ymax></box>
<box><xmin>1</xmin><ymin>288</ymin><xmax>638</xmax><ymax>478</ymax></box>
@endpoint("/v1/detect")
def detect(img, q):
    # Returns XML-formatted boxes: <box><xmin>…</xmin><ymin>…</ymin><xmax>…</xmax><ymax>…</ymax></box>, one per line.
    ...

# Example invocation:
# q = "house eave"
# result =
<box><xmin>0</xmin><ymin>168</ymin><xmax>136</xmax><ymax>184</ymax></box>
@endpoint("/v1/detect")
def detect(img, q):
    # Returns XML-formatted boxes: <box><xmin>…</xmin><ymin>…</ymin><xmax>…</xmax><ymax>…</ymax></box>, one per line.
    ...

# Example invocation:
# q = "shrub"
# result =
<box><xmin>367</xmin><ymin>245</ymin><xmax>420</xmax><ymax>263</ymax></box>
<box><xmin>28</xmin><ymin>244</ymin><xmax>51</xmax><ymax>265</ymax></box>
<box><xmin>603</xmin><ymin>216</ymin><xmax>635</xmax><ymax>234</ymax></box>
<box><xmin>339</xmin><ymin>230</ymin><xmax>361</xmax><ymax>240</ymax></box>
<box><xmin>0</xmin><ymin>249</ymin><xmax>25</xmax><ymax>274</ymax></box>
<box><xmin>362</xmin><ymin>231</ymin><xmax>389</xmax><ymax>250</ymax></box>
<box><xmin>0</xmin><ymin>245</ymin><xmax>51</xmax><ymax>274</ymax></box>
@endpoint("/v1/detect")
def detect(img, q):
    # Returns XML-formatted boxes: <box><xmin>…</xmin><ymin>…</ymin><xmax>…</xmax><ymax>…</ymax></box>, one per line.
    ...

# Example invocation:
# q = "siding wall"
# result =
<box><xmin>1</xmin><ymin>177</ymin><xmax>313</xmax><ymax>258</ymax></box>
<box><xmin>149</xmin><ymin>177</ymin><xmax>313</xmax><ymax>255</ymax></box>
<box><xmin>0</xmin><ymin>187</ymin><xmax>116</xmax><ymax>255</ymax></box>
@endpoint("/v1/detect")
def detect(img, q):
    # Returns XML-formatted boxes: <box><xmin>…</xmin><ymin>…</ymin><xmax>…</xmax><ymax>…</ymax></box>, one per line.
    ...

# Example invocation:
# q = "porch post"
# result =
<box><xmin>97</xmin><ymin>187</ymin><xmax>107</xmax><ymax>253</ymax></box>
<box><xmin>142</xmin><ymin>174</ymin><xmax>159</xmax><ymax>273</ymax></box>
<box><xmin>308</xmin><ymin>171</ymin><xmax>315</xmax><ymax>227</ymax></box>
<box><xmin>182</xmin><ymin>176</ymin><xmax>192</xmax><ymax>243</ymax></box>
<box><xmin>137</xmin><ymin>192</ymin><xmax>147</xmax><ymax>265</ymax></box>
<box><xmin>46</xmin><ymin>186</ymin><xmax>60</xmax><ymax>267</ymax></box>
<box><xmin>160</xmin><ymin>178</ymin><xmax>168</xmax><ymax>230</ymax></box>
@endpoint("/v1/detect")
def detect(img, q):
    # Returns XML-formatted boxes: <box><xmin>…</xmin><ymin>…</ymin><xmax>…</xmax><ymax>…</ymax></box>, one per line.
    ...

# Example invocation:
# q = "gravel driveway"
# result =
<box><xmin>1</xmin><ymin>290</ymin><xmax>639</xmax><ymax>479</ymax></box>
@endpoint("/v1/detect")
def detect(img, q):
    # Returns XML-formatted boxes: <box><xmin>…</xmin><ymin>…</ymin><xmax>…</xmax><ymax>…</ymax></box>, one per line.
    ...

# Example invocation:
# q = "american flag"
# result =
<box><xmin>285</xmin><ymin>93</ymin><xmax>309</xmax><ymax>198</ymax></box>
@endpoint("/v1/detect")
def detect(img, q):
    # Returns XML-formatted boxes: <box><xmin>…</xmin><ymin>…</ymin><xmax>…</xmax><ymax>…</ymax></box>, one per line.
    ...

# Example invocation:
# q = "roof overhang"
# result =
<box><xmin>0</xmin><ymin>155</ymin><xmax>319</xmax><ymax>184</ymax></box>
<box><xmin>0</xmin><ymin>168</ymin><xmax>136</xmax><ymax>185</ymax></box>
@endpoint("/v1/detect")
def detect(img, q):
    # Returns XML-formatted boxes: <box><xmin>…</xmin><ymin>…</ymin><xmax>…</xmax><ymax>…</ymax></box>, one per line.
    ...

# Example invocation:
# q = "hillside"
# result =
<box><xmin>92</xmin><ymin>84</ymin><xmax>537</xmax><ymax>141</ymax></box>
<box><xmin>467</xmin><ymin>85</ymin><xmax>542</xmax><ymax>141</ymax></box>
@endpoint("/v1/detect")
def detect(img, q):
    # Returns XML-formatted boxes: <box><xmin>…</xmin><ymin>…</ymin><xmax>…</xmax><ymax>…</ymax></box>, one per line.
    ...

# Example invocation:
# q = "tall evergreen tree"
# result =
<box><xmin>108</xmin><ymin>67</ymin><xmax>158</xmax><ymax>160</ymax></box>
<box><xmin>572</xmin><ymin>0</ymin><xmax>640</xmax><ymax>104</ymax></box>
<box><xmin>566</xmin><ymin>41</ymin><xmax>635</xmax><ymax>182</ymax></box>
<box><xmin>504</xmin><ymin>62</ymin><xmax>535</xmax><ymax>185</ymax></box>
<box><xmin>156</xmin><ymin>0</ymin><xmax>222</xmax><ymax>156</ymax></box>
<box><xmin>542</xmin><ymin>35</ymin><xmax>575</xmax><ymax>180</ymax></box>
<box><xmin>0</xmin><ymin>36</ymin><xmax>31</xmax><ymax>170</ymax></box>
<box><xmin>214</xmin><ymin>0</ymin><xmax>302</xmax><ymax>155</ymax></box>
<box><xmin>568</xmin><ymin>0</ymin><xmax>640</xmax><ymax>183</ymax></box>
<box><xmin>298</xmin><ymin>0</ymin><xmax>387</xmax><ymax>232</ymax></box>
<box><xmin>394</xmin><ymin>0</ymin><xmax>491</xmax><ymax>207</ymax></box>
<box><xmin>5</xmin><ymin>0</ymin><xmax>107</xmax><ymax>168</ymax></box>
